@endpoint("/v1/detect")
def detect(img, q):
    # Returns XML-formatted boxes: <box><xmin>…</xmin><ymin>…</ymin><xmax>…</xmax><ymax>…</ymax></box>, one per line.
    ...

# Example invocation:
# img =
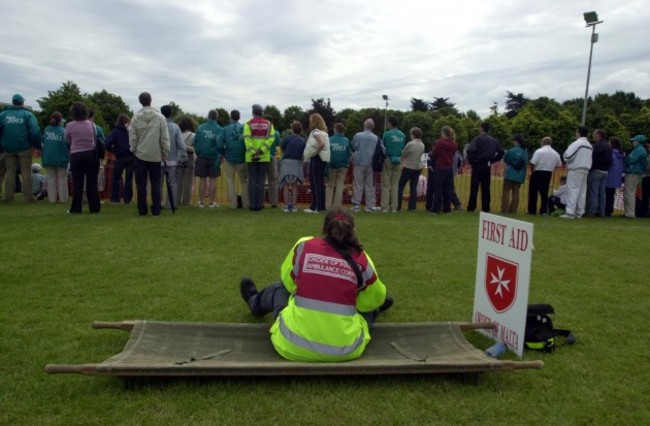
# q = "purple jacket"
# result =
<box><xmin>606</xmin><ymin>149</ymin><xmax>625</xmax><ymax>189</ymax></box>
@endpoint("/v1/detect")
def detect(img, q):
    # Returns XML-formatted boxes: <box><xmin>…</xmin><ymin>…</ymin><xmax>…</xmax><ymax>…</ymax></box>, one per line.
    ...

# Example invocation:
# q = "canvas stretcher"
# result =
<box><xmin>44</xmin><ymin>321</ymin><xmax>543</xmax><ymax>377</ymax></box>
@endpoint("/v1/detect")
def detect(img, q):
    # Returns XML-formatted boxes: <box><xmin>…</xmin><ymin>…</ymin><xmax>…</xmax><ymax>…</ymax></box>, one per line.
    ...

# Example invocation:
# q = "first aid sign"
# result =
<box><xmin>472</xmin><ymin>213</ymin><xmax>534</xmax><ymax>358</ymax></box>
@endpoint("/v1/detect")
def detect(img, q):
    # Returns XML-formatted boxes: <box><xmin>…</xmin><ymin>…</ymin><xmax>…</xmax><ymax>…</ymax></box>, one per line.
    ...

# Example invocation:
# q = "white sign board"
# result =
<box><xmin>472</xmin><ymin>212</ymin><xmax>534</xmax><ymax>358</ymax></box>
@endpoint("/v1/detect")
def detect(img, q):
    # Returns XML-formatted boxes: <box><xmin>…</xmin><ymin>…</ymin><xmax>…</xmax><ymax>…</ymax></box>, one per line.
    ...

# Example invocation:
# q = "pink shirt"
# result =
<box><xmin>65</xmin><ymin>120</ymin><xmax>95</xmax><ymax>154</ymax></box>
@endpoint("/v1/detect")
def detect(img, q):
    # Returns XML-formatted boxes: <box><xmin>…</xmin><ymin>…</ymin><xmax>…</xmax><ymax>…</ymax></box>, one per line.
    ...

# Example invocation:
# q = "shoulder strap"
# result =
<box><xmin>324</xmin><ymin>238</ymin><xmax>363</xmax><ymax>290</ymax></box>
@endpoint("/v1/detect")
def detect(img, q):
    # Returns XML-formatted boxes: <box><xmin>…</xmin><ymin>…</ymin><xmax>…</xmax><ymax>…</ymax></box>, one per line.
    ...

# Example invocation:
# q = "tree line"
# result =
<box><xmin>13</xmin><ymin>81</ymin><xmax>650</xmax><ymax>154</ymax></box>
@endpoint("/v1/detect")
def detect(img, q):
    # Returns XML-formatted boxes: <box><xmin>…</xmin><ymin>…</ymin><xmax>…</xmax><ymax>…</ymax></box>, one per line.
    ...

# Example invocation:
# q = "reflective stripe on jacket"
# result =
<box><xmin>270</xmin><ymin>236</ymin><xmax>387</xmax><ymax>362</ymax></box>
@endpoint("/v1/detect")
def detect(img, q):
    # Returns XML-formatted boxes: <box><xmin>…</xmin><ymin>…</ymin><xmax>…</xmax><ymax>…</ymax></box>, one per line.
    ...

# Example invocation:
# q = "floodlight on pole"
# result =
<box><xmin>581</xmin><ymin>11</ymin><xmax>603</xmax><ymax>126</ymax></box>
<box><xmin>382</xmin><ymin>95</ymin><xmax>390</xmax><ymax>133</ymax></box>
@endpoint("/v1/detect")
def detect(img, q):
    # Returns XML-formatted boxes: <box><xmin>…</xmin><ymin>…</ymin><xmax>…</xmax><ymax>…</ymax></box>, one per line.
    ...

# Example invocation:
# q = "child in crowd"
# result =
<box><xmin>549</xmin><ymin>176</ymin><xmax>568</xmax><ymax>214</ymax></box>
<box><xmin>279</xmin><ymin>121</ymin><xmax>306</xmax><ymax>212</ymax></box>
<box><xmin>31</xmin><ymin>163</ymin><xmax>47</xmax><ymax>200</ymax></box>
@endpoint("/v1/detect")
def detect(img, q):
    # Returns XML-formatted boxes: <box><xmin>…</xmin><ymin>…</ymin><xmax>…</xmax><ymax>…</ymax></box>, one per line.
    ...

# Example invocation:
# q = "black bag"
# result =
<box><xmin>93</xmin><ymin>125</ymin><xmax>106</xmax><ymax>160</ymax></box>
<box><xmin>372</xmin><ymin>137</ymin><xmax>385</xmax><ymax>172</ymax></box>
<box><xmin>524</xmin><ymin>304</ymin><xmax>575</xmax><ymax>352</ymax></box>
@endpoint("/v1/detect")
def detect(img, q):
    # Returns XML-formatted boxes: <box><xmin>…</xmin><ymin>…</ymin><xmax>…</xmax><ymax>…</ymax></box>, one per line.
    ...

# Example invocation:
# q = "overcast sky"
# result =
<box><xmin>1</xmin><ymin>0</ymin><xmax>649</xmax><ymax>120</ymax></box>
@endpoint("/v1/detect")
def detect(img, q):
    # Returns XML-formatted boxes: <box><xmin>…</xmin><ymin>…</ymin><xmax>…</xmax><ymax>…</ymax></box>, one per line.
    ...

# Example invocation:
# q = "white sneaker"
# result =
<box><xmin>304</xmin><ymin>208</ymin><xmax>318</xmax><ymax>213</ymax></box>
<box><xmin>209</xmin><ymin>202</ymin><xmax>218</xmax><ymax>208</ymax></box>
<box><xmin>559</xmin><ymin>214</ymin><xmax>574</xmax><ymax>219</ymax></box>
<box><xmin>283</xmin><ymin>205</ymin><xmax>290</xmax><ymax>212</ymax></box>
<box><xmin>198</xmin><ymin>202</ymin><xmax>205</xmax><ymax>208</ymax></box>
<box><xmin>352</xmin><ymin>205</ymin><xmax>361</xmax><ymax>213</ymax></box>
<box><xmin>382</xmin><ymin>209</ymin><xmax>390</xmax><ymax>213</ymax></box>
<box><xmin>365</xmin><ymin>206</ymin><xmax>381</xmax><ymax>213</ymax></box>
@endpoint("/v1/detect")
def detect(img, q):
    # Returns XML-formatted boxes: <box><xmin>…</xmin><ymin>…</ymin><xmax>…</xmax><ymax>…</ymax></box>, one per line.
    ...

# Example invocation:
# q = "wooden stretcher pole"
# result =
<box><xmin>44</xmin><ymin>364</ymin><xmax>100</xmax><ymax>375</ymax></box>
<box><xmin>455</xmin><ymin>322</ymin><xmax>497</xmax><ymax>331</ymax></box>
<box><xmin>92</xmin><ymin>321</ymin><xmax>135</xmax><ymax>331</ymax></box>
<box><xmin>499</xmin><ymin>360</ymin><xmax>545</xmax><ymax>370</ymax></box>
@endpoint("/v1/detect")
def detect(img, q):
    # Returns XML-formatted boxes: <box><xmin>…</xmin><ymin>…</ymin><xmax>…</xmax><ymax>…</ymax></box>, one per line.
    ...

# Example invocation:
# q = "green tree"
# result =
<box><xmin>282</xmin><ymin>105</ymin><xmax>305</xmax><ymax>130</ymax></box>
<box><xmin>263</xmin><ymin>105</ymin><xmax>283</xmax><ymax>130</ymax></box>
<box><xmin>504</xmin><ymin>91</ymin><xmax>530</xmax><ymax>119</ymax></box>
<box><xmin>306</xmin><ymin>98</ymin><xmax>336</xmax><ymax>131</ymax></box>
<box><xmin>36</xmin><ymin>81</ymin><xmax>84</xmax><ymax>127</ymax></box>
<box><xmin>85</xmin><ymin>89</ymin><xmax>131</xmax><ymax>131</ymax></box>
<box><xmin>410</xmin><ymin>97</ymin><xmax>429</xmax><ymax>112</ymax></box>
<box><xmin>401</xmin><ymin>111</ymin><xmax>435</xmax><ymax>146</ymax></box>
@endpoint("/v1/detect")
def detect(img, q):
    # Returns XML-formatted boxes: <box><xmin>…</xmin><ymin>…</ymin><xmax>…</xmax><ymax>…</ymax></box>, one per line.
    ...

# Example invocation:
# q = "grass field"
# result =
<box><xmin>1</xmin><ymin>199</ymin><xmax>648</xmax><ymax>425</ymax></box>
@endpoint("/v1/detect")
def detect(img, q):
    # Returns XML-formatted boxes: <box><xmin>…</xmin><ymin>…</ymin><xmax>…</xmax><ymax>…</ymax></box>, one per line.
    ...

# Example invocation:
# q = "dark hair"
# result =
<box><xmin>577</xmin><ymin>126</ymin><xmax>588</xmax><ymax>137</ymax></box>
<box><xmin>160</xmin><ymin>105</ymin><xmax>173</xmax><ymax>118</ymax></box>
<box><xmin>291</xmin><ymin>121</ymin><xmax>303</xmax><ymax>134</ymax></box>
<box><xmin>70</xmin><ymin>101</ymin><xmax>89</xmax><ymax>121</ymax></box>
<box><xmin>208</xmin><ymin>110</ymin><xmax>218</xmax><ymax>120</ymax></box>
<box><xmin>334</xmin><ymin>122</ymin><xmax>345</xmax><ymax>133</ymax></box>
<box><xmin>88</xmin><ymin>108</ymin><xmax>96</xmax><ymax>119</ymax></box>
<box><xmin>480</xmin><ymin>122</ymin><xmax>490</xmax><ymax>133</ymax></box>
<box><xmin>388</xmin><ymin>116</ymin><xmax>399</xmax><ymax>128</ymax></box>
<box><xmin>139</xmin><ymin>92</ymin><xmax>152</xmax><ymax>107</ymax></box>
<box><xmin>230</xmin><ymin>110</ymin><xmax>240</xmax><ymax>121</ymax></box>
<box><xmin>609</xmin><ymin>136</ymin><xmax>622</xmax><ymax>152</ymax></box>
<box><xmin>594</xmin><ymin>128</ymin><xmax>606</xmax><ymax>140</ymax></box>
<box><xmin>323</xmin><ymin>208</ymin><xmax>362</xmax><ymax>256</ymax></box>
<box><xmin>115</xmin><ymin>113</ymin><xmax>130</xmax><ymax>127</ymax></box>
<box><xmin>178</xmin><ymin>116</ymin><xmax>196</xmax><ymax>133</ymax></box>
<box><xmin>49</xmin><ymin>111</ymin><xmax>63</xmax><ymax>126</ymax></box>
<box><xmin>514</xmin><ymin>134</ymin><xmax>526</xmax><ymax>148</ymax></box>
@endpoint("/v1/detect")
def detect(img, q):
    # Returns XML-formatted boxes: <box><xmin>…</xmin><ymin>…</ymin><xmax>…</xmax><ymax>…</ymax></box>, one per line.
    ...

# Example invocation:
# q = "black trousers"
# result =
<box><xmin>248</xmin><ymin>162</ymin><xmax>269</xmax><ymax>210</ymax></box>
<box><xmin>134</xmin><ymin>157</ymin><xmax>162</xmax><ymax>216</ymax></box>
<box><xmin>398</xmin><ymin>168</ymin><xmax>420</xmax><ymax>211</ymax></box>
<box><xmin>70</xmin><ymin>149</ymin><xmax>100</xmax><ymax>213</ymax></box>
<box><xmin>309</xmin><ymin>156</ymin><xmax>327</xmax><ymax>211</ymax></box>
<box><xmin>432</xmin><ymin>168</ymin><xmax>454</xmax><ymax>213</ymax></box>
<box><xmin>467</xmin><ymin>163</ymin><xmax>491</xmax><ymax>212</ymax></box>
<box><xmin>528</xmin><ymin>170</ymin><xmax>552</xmax><ymax>214</ymax></box>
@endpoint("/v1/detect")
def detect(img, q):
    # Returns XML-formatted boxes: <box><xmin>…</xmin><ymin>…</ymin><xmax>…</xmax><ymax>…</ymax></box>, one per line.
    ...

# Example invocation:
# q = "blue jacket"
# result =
<box><xmin>105</xmin><ymin>126</ymin><xmax>133</xmax><ymax>159</ymax></box>
<box><xmin>503</xmin><ymin>145</ymin><xmax>528</xmax><ymax>183</ymax></box>
<box><xmin>0</xmin><ymin>106</ymin><xmax>41</xmax><ymax>152</ymax></box>
<box><xmin>351</xmin><ymin>130</ymin><xmax>378</xmax><ymax>167</ymax></box>
<box><xmin>606</xmin><ymin>149</ymin><xmax>625</xmax><ymax>188</ymax></box>
<box><xmin>41</xmin><ymin>125</ymin><xmax>70</xmax><ymax>168</ymax></box>
<box><xmin>329</xmin><ymin>132</ymin><xmax>351</xmax><ymax>169</ymax></box>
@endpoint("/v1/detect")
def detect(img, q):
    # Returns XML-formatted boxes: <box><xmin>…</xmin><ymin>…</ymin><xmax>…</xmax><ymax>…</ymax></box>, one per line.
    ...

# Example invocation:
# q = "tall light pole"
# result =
<box><xmin>382</xmin><ymin>94</ymin><xmax>389</xmax><ymax>133</ymax></box>
<box><xmin>581</xmin><ymin>11</ymin><xmax>603</xmax><ymax>126</ymax></box>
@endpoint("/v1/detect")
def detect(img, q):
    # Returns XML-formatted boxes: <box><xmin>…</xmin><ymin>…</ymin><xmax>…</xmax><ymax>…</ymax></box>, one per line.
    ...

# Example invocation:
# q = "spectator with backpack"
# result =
<box><xmin>351</xmin><ymin>118</ymin><xmax>381</xmax><ymax>212</ymax></box>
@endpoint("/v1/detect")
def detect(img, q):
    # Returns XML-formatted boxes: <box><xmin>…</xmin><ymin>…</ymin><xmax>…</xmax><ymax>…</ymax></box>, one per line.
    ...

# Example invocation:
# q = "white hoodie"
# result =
<box><xmin>563</xmin><ymin>137</ymin><xmax>592</xmax><ymax>170</ymax></box>
<box><xmin>129</xmin><ymin>106</ymin><xmax>170</xmax><ymax>162</ymax></box>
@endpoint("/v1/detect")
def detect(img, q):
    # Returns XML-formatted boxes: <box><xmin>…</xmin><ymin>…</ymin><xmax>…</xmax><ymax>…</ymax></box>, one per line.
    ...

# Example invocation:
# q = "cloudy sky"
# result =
<box><xmin>1</xmin><ymin>0</ymin><xmax>649</xmax><ymax>119</ymax></box>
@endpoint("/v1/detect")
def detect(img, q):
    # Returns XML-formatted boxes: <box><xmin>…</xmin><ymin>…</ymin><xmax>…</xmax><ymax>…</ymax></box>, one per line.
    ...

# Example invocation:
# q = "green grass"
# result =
<box><xmin>1</xmin><ymin>200</ymin><xmax>649</xmax><ymax>425</ymax></box>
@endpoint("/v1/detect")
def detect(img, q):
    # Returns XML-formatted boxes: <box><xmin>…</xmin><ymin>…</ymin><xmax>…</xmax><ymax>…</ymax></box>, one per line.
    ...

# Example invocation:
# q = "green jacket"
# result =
<box><xmin>41</xmin><ymin>125</ymin><xmax>70</xmax><ymax>168</ymax></box>
<box><xmin>219</xmin><ymin>121</ymin><xmax>245</xmax><ymax>164</ymax></box>
<box><xmin>382</xmin><ymin>128</ymin><xmax>406</xmax><ymax>164</ymax></box>
<box><xmin>0</xmin><ymin>106</ymin><xmax>41</xmax><ymax>152</ymax></box>
<box><xmin>503</xmin><ymin>145</ymin><xmax>528</xmax><ymax>183</ymax></box>
<box><xmin>328</xmin><ymin>132</ymin><xmax>351</xmax><ymax>169</ymax></box>
<box><xmin>194</xmin><ymin>119</ymin><xmax>222</xmax><ymax>159</ymax></box>
<box><xmin>624</xmin><ymin>144</ymin><xmax>648</xmax><ymax>175</ymax></box>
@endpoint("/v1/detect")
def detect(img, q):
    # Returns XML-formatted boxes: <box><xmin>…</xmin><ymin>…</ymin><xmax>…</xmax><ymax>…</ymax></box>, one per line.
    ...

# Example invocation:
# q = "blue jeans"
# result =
<box><xmin>587</xmin><ymin>169</ymin><xmax>608</xmax><ymax>217</ymax></box>
<box><xmin>111</xmin><ymin>156</ymin><xmax>134</xmax><ymax>203</ymax></box>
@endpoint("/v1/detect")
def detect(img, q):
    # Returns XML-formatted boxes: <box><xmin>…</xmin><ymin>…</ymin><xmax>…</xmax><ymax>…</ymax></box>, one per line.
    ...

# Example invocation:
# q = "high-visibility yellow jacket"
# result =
<box><xmin>243</xmin><ymin>116</ymin><xmax>274</xmax><ymax>163</ymax></box>
<box><xmin>270</xmin><ymin>236</ymin><xmax>387</xmax><ymax>362</ymax></box>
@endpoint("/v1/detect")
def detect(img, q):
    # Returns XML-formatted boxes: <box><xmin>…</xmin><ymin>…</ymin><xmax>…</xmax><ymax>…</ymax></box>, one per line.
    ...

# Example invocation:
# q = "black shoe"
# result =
<box><xmin>379</xmin><ymin>296</ymin><xmax>394</xmax><ymax>312</ymax></box>
<box><xmin>240</xmin><ymin>278</ymin><xmax>258</xmax><ymax>303</ymax></box>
